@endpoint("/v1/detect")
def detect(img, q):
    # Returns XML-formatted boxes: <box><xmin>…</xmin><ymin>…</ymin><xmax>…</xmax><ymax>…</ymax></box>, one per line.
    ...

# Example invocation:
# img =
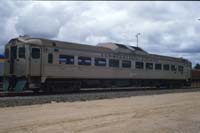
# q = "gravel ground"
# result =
<box><xmin>1</xmin><ymin>92</ymin><xmax>200</xmax><ymax>133</ymax></box>
<box><xmin>0</xmin><ymin>87</ymin><xmax>200</xmax><ymax>107</ymax></box>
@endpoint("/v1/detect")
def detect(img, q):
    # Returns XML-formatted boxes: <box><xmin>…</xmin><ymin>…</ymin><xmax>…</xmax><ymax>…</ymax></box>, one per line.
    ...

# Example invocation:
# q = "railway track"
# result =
<box><xmin>0</xmin><ymin>86</ymin><xmax>192</xmax><ymax>97</ymax></box>
<box><xmin>0</xmin><ymin>87</ymin><xmax>200</xmax><ymax>108</ymax></box>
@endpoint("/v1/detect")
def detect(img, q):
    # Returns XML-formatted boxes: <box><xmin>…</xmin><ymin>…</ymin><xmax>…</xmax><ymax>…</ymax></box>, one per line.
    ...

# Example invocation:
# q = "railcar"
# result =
<box><xmin>3</xmin><ymin>36</ymin><xmax>192</xmax><ymax>92</ymax></box>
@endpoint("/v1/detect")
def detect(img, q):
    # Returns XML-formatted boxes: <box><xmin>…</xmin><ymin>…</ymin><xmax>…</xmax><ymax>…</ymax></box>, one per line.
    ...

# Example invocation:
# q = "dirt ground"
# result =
<box><xmin>1</xmin><ymin>92</ymin><xmax>200</xmax><ymax>133</ymax></box>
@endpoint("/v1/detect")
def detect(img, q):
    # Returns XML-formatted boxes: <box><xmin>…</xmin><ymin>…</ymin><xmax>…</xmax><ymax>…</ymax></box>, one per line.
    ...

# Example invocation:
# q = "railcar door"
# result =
<box><xmin>15</xmin><ymin>45</ymin><xmax>26</xmax><ymax>77</ymax></box>
<box><xmin>30</xmin><ymin>46</ymin><xmax>41</xmax><ymax>76</ymax></box>
<box><xmin>10</xmin><ymin>46</ymin><xmax>17</xmax><ymax>75</ymax></box>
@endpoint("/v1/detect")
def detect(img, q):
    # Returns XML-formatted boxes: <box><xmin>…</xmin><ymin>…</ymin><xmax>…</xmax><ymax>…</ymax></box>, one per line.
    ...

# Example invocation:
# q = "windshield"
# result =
<box><xmin>18</xmin><ymin>47</ymin><xmax>25</xmax><ymax>58</ymax></box>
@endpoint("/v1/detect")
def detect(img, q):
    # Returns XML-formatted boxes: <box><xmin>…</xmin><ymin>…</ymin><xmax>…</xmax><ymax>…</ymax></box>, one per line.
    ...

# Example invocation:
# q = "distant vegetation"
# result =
<box><xmin>194</xmin><ymin>64</ymin><xmax>200</xmax><ymax>69</ymax></box>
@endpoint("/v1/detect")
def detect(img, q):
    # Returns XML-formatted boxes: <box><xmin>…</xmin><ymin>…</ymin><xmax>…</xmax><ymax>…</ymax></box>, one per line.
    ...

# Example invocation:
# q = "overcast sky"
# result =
<box><xmin>1</xmin><ymin>1</ymin><xmax>200</xmax><ymax>66</ymax></box>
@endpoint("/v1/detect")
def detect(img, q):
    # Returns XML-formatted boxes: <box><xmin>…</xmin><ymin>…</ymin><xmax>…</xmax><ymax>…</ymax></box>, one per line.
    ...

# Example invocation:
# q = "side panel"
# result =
<box><xmin>4</xmin><ymin>47</ymin><xmax>10</xmax><ymax>76</ymax></box>
<box><xmin>42</xmin><ymin>48</ymin><xmax>189</xmax><ymax>81</ymax></box>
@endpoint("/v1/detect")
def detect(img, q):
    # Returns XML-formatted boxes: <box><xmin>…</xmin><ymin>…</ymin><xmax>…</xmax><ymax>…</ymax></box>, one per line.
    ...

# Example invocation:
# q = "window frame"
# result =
<box><xmin>163</xmin><ymin>64</ymin><xmax>170</xmax><ymax>71</ymax></box>
<box><xmin>155</xmin><ymin>63</ymin><xmax>162</xmax><ymax>70</ymax></box>
<box><xmin>178</xmin><ymin>65</ymin><xmax>184</xmax><ymax>73</ymax></box>
<box><xmin>18</xmin><ymin>47</ymin><xmax>25</xmax><ymax>58</ymax></box>
<box><xmin>95</xmin><ymin>58</ymin><xmax>106</xmax><ymax>67</ymax></box>
<box><xmin>31</xmin><ymin>48</ymin><xmax>40</xmax><ymax>59</ymax></box>
<box><xmin>59</xmin><ymin>55</ymin><xmax>74</xmax><ymax>65</ymax></box>
<box><xmin>48</xmin><ymin>53</ymin><xmax>53</xmax><ymax>64</ymax></box>
<box><xmin>122</xmin><ymin>60</ymin><xmax>131</xmax><ymax>68</ymax></box>
<box><xmin>109</xmin><ymin>59</ymin><xmax>119</xmax><ymax>68</ymax></box>
<box><xmin>11</xmin><ymin>46</ymin><xmax>17</xmax><ymax>59</ymax></box>
<box><xmin>171</xmin><ymin>65</ymin><xmax>176</xmax><ymax>71</ymax></box>
<box><xmin>78</xmin><ymin>56</ymin><xmax>91</xmax><ymax>66</ymax></box>
<box><xmin>146</xmin><ymin>62</ymin><xmax>153</xmax><ymax>70</ymax></box>
<box><xmin>135</xmin><ymin>61</ymin><xmax>144</xmax><ymax>69</ymax></box>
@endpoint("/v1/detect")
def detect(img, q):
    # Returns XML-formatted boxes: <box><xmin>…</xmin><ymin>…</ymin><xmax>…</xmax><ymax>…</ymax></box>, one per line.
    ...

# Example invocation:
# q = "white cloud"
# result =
<box><xmin>0</xmin><ymin>1</ymin><xmax>200</xmax><ymax>66</ymax></box>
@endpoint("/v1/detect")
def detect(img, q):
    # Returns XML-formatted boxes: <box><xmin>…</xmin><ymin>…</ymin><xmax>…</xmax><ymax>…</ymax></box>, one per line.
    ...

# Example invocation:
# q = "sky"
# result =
<box><xmin>1</xmin><ymin>1</ymin><xmax>200</xmax><ymax>66</ymax></box>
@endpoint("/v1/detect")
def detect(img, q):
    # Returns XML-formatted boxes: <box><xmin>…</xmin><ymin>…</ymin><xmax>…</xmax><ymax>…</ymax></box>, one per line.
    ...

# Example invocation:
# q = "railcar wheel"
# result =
<box><xmin>44</xmin><ymin>83</ymin><xmax>53</xmax><ymax>93</ymax></box>
<box><xmin>156</xmin><ymin>85</ymin><xmax>160</xmax><ymax>89</ymax></box>
<box><xmin>72</xmin><ymin>81</ymin><xmax>81</xmax><ymax>92</ymax></box>
<box><xmin>33</xmin><ymin>89</ymin><xmax>40</xmax><ymax>94</ymax></box>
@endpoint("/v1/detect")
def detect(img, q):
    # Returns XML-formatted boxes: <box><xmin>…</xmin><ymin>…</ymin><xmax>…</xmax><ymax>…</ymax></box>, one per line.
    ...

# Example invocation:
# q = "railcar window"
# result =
<box><xmin>5</xmin><ymin>48</ymin><xmax>9</xmax><ymax>59</ymax></box>
<box><xmin>178</xmin><ymin>66</ymin><xmax>184</xmax><ymax>72</ymax></box>
<box><xmin>135</xmin><ymin>62</ymin><xmax>144</xmax><ymax>69</ymax></box>
<box><xmin>155</xmin><ymin>63</ymin><xmax>162</xmax><ymax>70</ymax></box>
<box><xmin>11</xmin><ymin>46</ymin><xmax>17</xmax><ymax>59</ymax></box>
<box><xmin>32</xmin><ymin>48</ymin><xmax>40</xmax><ymax>59</ymax></box>
<box><xmin>78</xmin><ymin>56</ymin><xmax>91</xmax><ymax>65</ymax></box>
<box><xmin>59</xmin><ymin>55</ymin><xmax>74</xmax><ymax>64</ymax></box>
<box><xmin>109</xmin><ymin>59</ymin><xmax>119</xmax><ymax>68</ymax></box>
<box><xmin>171</xmin><ymin>65</ymin><xmax>176</xmax><ymax>71</ymax></box>
<box><xmin>146</xmin><ymin>63</ymin><xmax>153</xmax><ymax>70</ymax></box>
<box><xmin>122</xmin><ymin>60</ymin><xmax>131</xmax><ymax>68</ymax></box>
<box><xmin>163</xmin><ymin>64</ymin><xmax>170</xmax><ymax>71</ymax></box>
<box><xmin>95</xmin><ymin>58</ymin><xmax>106</xmax><ymax>66</ymax></box>
<box><xmin>48</xmin><ymin>54</ymin><xmax>53</xmax><ymax>64</ymax></box>
<box><xmin>18</xmin><ymin>47</ymin><xmax>25</xmax><ymax>58</ymax></box>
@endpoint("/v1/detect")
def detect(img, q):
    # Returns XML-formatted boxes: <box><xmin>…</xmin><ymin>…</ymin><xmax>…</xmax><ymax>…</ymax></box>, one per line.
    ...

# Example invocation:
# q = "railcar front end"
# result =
<box><xmin>3</xmin><ymin>38</ymin><xmax>42</xmax><ymax>92</ymax></box>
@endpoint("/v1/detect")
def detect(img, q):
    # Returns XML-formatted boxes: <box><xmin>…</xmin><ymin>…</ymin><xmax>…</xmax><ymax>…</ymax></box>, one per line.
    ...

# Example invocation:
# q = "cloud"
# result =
<box><xmin>15</xmin><ymin>2</ymin><xmax>62</xmax><ymax>38</ymax></box>
<box><xmin>0</xmin><ymin>1</ymin><xmax>200</xmax><ymax>66</ymax></box>
<box><xmin>0</xmin><ymin>1</ymin><xmax>17</xmax><ymax>44</ymax></box>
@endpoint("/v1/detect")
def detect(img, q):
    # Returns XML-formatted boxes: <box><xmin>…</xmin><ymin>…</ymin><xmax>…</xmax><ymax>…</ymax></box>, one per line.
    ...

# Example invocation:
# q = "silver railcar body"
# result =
<box><xmin>3</xmin><ymin>36</ymin><xmax>192</xmax><ymax>92</ymax></box>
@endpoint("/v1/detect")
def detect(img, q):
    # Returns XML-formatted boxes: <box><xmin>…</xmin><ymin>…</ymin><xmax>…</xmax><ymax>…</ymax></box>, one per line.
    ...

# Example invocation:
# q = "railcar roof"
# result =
<box><xmin>8</xmin><ymin>36</ymin><xmax>191</xmax><ymax>64</ymax></box>
<box><xmin>15</xmin><ymin>36</ymin><xmax>113</xmax><ymax>53</ymax></box>
<box><xmin>13</xmin><ymin>36</ymin><xmax>149</xmax><ymax>54</ymax></box>
<box><xmin>97</xmin><ymin>42</ymin><xmax>148</xmax><ymax>54</ymax></box>
<box><xmin>149</xmin><ymin>53</ymin><xmax>190</xmax><ymax>63</ymax></box>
